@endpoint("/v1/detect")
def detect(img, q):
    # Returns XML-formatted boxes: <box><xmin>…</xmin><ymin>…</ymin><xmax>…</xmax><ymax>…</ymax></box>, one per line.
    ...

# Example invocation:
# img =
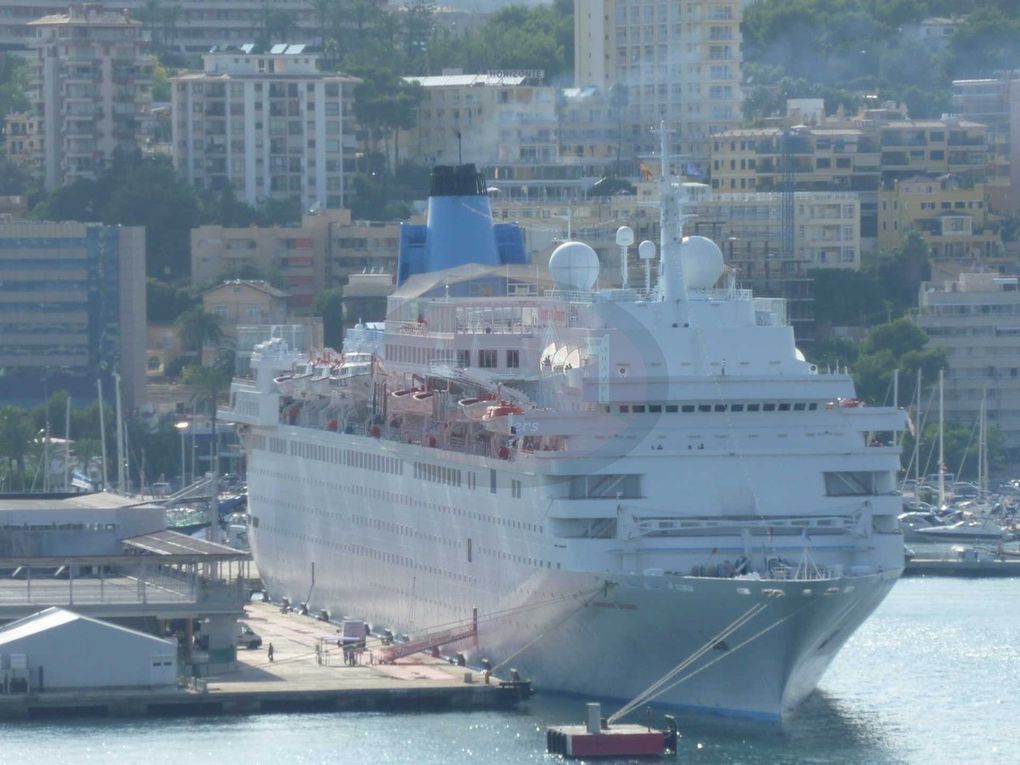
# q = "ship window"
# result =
<box><xmin>457</xmin><ymin>349</ymin><xmax>470</xmax><ymax>367</ymax></box>
<box><xmin>809</xmin><ymin>403</ymin><xmax>818</xmax><ymax>410</ymax></box>
<box><xmin>568</xmin><ymin>474</ymin><xmax>642</xmax><ymax>499</ymax></box>
<box><xmin>490</xmin><ymin>469</ymin><xmax>497</xmax><ymax>493</ymax></box>
<box><xmin>506</xmin><ymin>349</ymin><xmax>520</xmax><ymax>368</ymax></box>
<box><xmin>793</xmin><ymin>403</ymin><xmax>806</xmax><ymax>411</ymax></box>
<box><xmin>730</xmin><ymin>404</ymin><xmax>744</xmax><ymax>412</ymax></box>
<box><xmin>478</xmin><ymin>349</ymin><xmax>498</xmax><ymax>368</ymax></box>
<box><xmin>681</xmin><ymin>405</ymin><xmax>695</xmax><ymax>413</ymax></box>
<box><xmin>619</xmin><ymin>405</ymin><xmax>630</xmax><ymax>413</ymax></box>
<box><xmin>778</xmin><ymin>403</ymin><xmax>791</xmax><ymax>411</ymax></box>
<box><xmin>511</xmin><ymin>479</ymin><xmax>522</xmax><ymax>498</ymax></box>
<box><xmin>763</xmin><ymin>403</ymin><xmax>776</xmax><ymax>411</ymax></box>
<box><xmin>714</xmin><ymin>404</ymin><xmax>726</xmax><ymax>412</ymax></box>
<box><xmin>824</xmin><ymin>471</ymin><xmax>881</xmax><ymax>496</ymax></box>
<box><xmin>649</xmin><ymin>404</ymin><xmax>662</xmax><ymax>413</ymax></box>
<box><xmin>698</xmin><ymin>404</ymin><xmax>711</xmax><ymax>412</ymax></box>
<box><xmin>632</xmin><ymin>405</ymin><xmax>646</xmax><ymax>413</ymax></box>
<box><xmin>747</xmin><ymin>404</ymin><xmax>760</xmax><ymax>411</ymax></box>
<box><xmin>665</xmin><ymin>405</ymin><xmax>678</xmax><ymax>413</ymax></box>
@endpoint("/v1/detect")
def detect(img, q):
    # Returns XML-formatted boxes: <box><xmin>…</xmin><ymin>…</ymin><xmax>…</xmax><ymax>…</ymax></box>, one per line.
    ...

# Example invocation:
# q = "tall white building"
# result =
<box><xmin>573</xmin><ymin>0</ymin><xmax>743</xmax><ymax>170</ymax></box>
<box><xmin>24</xmin><ymin>5</ymin><xmax>153</xmax><ymax>190</ymax></box>
<box><xmin>171</xmin><ymin>44</ymin><xmax>359</xmax><ymax>210</ymax></box>
<box><xmin>916</xmin><ymin>272</ymin><xmax>1020</xmax><ymax>451</ymax></box>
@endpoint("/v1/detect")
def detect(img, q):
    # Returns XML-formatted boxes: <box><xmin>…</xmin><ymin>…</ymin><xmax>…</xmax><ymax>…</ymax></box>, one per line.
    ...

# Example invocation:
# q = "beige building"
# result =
<box><xmin>201</xmin><ymin>279</ymin><xmax>290</xmax><ymax>363</ymax></box>
<box><xmin>0</xmin><ymin>221</ymin><xmax>146</xmax><ymax>409</ymax></box>
<box><xmin>191</xmin><ymin>209</ymin><xmax>406</xmax><ymax>311</ymax></box>
<box><xmin>21</xmin><ymin>5</ymin><xmax>153</xmax><ymax>190</ymax></box>
<box><xmin>710</xmin><ymin>116</ymin><xmax>993</xmax><ymax>253</ymax></box>
<box><xmin>0</xmin><ymin>1</ymin><xmax>327</xmax><ymax>57</ymax></box>
<box><xmin>573</xmin><ymin>0</ymin><xmax>743</xmax><ymax>168</ymax></box>
<box><xmin>403</xmin><ymin>71</ymin><xmax>559</xmax><ymax>167</ymax></box>
<box><xmin>878</xmin><ymin>174</ymin><xmax>1002</xmax><ymax>267</ymax></box>
<box><xmin>916</xmin><ymin>272</ymin><xmax>1020</xmax><ymax>452</ymax></box>
<box><xmin>171</xmin><ymin>45</ymin><xmax>359</xmax><ymax>210</ymax></box>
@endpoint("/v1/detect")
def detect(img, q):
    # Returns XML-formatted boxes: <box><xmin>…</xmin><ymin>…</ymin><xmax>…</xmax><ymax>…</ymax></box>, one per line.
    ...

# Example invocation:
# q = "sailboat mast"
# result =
<box><xmin>913</xmin><ymin>368</ymin><xmax>922</xmax><ymax>486</ymax></box>
<box><xmin>938</xmin><ymin>368</ymin><xmax>945</xmax><ymax>509</ymax></box>
<box><xmin>979</xmin><ymin>390</ymin><xmax>988</xmax><ymax>498</ymax></box>
<box><xmin>97</xmin><ymin>378</ymin><xmax>108</xmax><ymax>490</ymax></box>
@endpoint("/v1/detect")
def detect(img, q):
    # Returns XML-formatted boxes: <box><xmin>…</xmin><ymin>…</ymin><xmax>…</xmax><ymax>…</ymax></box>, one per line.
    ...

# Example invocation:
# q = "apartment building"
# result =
<box><xmin>710</xmin><ymin>117</ymin><xmax>993</xmax><ymax>253</ymax></box>
<box><xmin>191</xmin><ymin>208</ymin><xmax>405</xmax><ymax>311</ymax></box>
<box><xmin>0</xmin><ymin>221</ymin><xmax>146</xmax><ymax>410</ymax></box>
<box><xmin>916</xmin><ymin>272</ymin><xmax>1020</xmax><ymax>452</ymax></box>
<box><xmin>403</xmin><ymin>71</ymin><xmax>559</xmax><ymax>167</ymax></box>
<box><xmin>171</xmin><ymin>44</ymin><xmax>359</xmax><ymax>211</ymax></box>
<box><xmin>17</xmin><ymin>5</ymin><xmax>153</xmax><ymax>190</ymax></box>
<box><xmin>574</xmin><ymin>0</ymin><xmax>743</xmax><ymax>169</ymax></box>
<box><xmin>951</xmin><ymin>76</ymin><xmax>1020</xmax><ymax>213</ymax></box>
<box><xmin>879</xmin><ymin>174</ymin><xmax>1002</xmax><ymax>269</ymax></box>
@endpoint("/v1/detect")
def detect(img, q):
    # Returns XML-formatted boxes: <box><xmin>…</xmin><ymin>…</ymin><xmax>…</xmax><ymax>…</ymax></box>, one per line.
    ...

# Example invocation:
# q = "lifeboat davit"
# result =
<box><xmin>481</xmin><ymin>403</ymin><xmax>524</xmax><ymax>432</ymax></box>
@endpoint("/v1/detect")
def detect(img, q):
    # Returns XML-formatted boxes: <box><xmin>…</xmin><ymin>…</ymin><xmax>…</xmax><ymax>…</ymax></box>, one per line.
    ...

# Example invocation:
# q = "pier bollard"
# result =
<box><xmin>463</xmin><ymin>672</ymin><xmax>473</xmax><ymax>684</ymax></box>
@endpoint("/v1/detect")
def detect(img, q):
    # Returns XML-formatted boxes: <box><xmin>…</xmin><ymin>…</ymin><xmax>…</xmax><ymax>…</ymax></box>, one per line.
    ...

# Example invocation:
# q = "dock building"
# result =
<box><xmin>0</xmin><ymin>492</ymin><xmax>252</xmax><ymax>666</ymax></box>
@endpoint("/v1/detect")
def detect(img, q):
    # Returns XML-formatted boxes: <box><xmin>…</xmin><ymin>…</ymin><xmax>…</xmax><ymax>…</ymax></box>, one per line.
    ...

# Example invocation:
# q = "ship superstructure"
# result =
<box><xmin>226</xmin><ymin>162</ymin><xmax>904</xmax><ymax>720</ymax></box>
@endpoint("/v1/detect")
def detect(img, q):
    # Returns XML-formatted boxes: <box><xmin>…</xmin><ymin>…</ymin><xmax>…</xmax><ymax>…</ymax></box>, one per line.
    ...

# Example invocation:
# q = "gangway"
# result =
<box><xmin>377</xmin><ymin>622</ymin><xmax>478</xmax><ymax>664</ymax></box>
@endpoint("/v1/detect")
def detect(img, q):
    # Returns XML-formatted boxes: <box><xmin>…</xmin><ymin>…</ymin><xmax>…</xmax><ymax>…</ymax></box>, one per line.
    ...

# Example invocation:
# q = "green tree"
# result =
<box><xmin>176</xmin><ymin>308</ymin><xmax>224</xmax><ymax>355</ymax></box>
<box><xmin>0</xmin><ymin>52</ymin><xmax>29</xmax><ymax>122</ymax></box>
<box><xmin>851</xmin><ymin>319</ymin><xmax>946</xmax><ymax>405</ymax></box>
<box><xmin>147</xmin><ymin>278</ymin><xmax>197</xmax><ymax>322</ymax></box>
<box><xmin>315</xmin><ymin>287</ymin><xmax>345</xmax><ymax>349</ymax></box>
<box><xmin>184</xmin><ymin>353</ymin><xmax>234</xmax><ymax>515</ymax></box>
<box><xmin>0</xmin><ymin>405</ymin><xmax>34</xmax><ymax>490</ymax></box>
<box><xmin>31</xmin><ymin>156</ymin><xmax>203</xmax><ymax>279</ymax></box>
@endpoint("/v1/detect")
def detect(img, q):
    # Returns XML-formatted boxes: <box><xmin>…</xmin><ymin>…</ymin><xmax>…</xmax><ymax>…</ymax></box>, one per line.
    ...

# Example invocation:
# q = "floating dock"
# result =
<box><xmin>903</xmin><ymin>557</ymin><xmax>1020</xmax><ymax>578</ymax></box>
<box><xmin>0</xmin><ymin>601</ymin><xmax>529</xmax><ymax>719</ymax></box>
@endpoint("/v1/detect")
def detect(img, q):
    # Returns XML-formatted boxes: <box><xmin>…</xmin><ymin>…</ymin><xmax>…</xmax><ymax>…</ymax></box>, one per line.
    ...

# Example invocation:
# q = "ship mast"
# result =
<box><xmin>657</xmin><ymin>121</ymin><xmax>686</xmax><ymax>305</ymax></box>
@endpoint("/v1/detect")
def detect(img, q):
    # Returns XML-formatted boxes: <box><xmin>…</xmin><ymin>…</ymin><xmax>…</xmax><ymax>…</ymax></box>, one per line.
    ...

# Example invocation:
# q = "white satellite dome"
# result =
<box><xmin>681</xmin><ymin>236</ymin><xmax>724</xmax><ymax>289</ymax></box>
<box><xmin>549</xmin><ymin>241</ymin><xmax>600</xmax><ymax>291</ymax></box>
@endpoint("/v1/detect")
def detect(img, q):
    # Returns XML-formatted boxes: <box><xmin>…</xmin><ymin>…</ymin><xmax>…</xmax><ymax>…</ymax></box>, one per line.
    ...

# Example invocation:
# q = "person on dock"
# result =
<box><xmin>267</xmin><ymin>643</ymin><xmax>274</xmax><ymax>662</ymax></box>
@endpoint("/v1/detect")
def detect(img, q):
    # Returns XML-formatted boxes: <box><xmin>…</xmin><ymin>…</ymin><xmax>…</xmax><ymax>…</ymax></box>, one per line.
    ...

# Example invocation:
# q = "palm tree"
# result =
<box><xmin>176</xmin><ymin>307</ymin><xmax>224</xmax><ymax>361</ymax></box>
<box><xmin>184</xmin><ymin>351</ymin><xmax>233</xmax><ymax>538</ymax></box>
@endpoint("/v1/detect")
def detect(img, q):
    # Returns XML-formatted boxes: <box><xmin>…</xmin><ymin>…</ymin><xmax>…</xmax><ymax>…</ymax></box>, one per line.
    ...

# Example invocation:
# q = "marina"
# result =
<box><xmin>0</xmin><ymin>601</ymin><xmax>529</xmax><ymax>720</ymax></box>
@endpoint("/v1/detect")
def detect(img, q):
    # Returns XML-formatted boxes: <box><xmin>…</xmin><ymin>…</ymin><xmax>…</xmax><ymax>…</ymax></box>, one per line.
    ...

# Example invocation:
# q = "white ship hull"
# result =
<box><xmin>246</xmin><ymin>427</ymin><xmax>902</xmax><ymax>720</ymax></box>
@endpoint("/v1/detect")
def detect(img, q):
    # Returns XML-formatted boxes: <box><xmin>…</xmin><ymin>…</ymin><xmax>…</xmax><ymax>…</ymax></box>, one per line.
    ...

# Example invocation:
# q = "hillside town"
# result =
<box><xmin>0</xmin><ymin>0</ymin><xmax>1019</xmax><ymax>487</ymax></box>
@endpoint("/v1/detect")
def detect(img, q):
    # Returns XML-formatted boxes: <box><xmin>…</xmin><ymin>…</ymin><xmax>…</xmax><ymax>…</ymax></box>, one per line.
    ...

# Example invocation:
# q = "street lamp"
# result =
<box><xmin>174</xmin><ymin>420</ymin><xmax>190</xmax><ymax>490</ymax></box>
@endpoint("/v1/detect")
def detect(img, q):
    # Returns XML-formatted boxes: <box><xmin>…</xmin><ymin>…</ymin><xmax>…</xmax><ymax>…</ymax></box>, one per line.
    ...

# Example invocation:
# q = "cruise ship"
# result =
<box><xmin>225</xmin><ymin>161</ymin><xmax>905</xmax><ymax>720</ymax></box>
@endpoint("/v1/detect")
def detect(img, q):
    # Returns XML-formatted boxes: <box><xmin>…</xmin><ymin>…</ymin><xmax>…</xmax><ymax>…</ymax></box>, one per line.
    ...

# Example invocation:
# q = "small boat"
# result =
<box><xmin>481</xmin><ymin>403</ymin><xmax>524</xmax><ymax>433</ymax></box>
<box><xmin>458</xmin><ymin>394</ymin><xmax>497</xmax><ymax>421</ymax></box>
<box><xmin>914</xmin><ymin>518</ymin><xmax>1015</xmax><ymax>543</ymax></box>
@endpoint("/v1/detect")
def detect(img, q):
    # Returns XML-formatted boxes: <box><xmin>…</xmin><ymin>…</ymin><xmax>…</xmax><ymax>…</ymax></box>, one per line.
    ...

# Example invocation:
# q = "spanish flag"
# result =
<box><xmin>639</xmin><ymin>160</ymin><xmax>654</xmax><ymax>181</ymax></box>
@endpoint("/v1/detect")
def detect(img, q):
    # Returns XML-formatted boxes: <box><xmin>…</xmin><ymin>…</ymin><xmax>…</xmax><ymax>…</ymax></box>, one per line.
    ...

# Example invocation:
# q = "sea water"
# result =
<box><xmin>2</xmin><ymin>578</ymin><xmax>1018</xmax><ymax>765</ymax></box>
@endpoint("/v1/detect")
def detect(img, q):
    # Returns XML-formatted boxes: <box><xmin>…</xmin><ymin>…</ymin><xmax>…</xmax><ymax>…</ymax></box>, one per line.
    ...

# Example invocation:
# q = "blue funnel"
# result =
<box><xmin>398</xmin><ymin>165</ymin><xmax>522</xmax><ymax>285</ymax></box>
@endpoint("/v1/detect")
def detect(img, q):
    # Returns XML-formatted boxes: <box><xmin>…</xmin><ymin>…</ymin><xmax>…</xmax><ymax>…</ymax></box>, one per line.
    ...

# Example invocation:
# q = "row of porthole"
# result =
<box><xmin>251</xmin><ymin>466</ymin><xmax>544</xmax><ymax>535</ymax></box>
<box><xmin>608</xmin><ymin>401</ymin><xmax>821</xmax><ymax>414</ymax></box>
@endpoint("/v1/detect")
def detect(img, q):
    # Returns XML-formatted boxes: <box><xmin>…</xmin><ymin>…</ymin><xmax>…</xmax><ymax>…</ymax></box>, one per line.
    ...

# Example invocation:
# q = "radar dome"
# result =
<box><xmin>549</xmin><ymin>241</ymin><xmax>600</xmax><ymax>291</ymax></box>
<box><xmin>681</xmin><ymin>236</ymin><xmax>724</xmax><ymax>289</ymax></box>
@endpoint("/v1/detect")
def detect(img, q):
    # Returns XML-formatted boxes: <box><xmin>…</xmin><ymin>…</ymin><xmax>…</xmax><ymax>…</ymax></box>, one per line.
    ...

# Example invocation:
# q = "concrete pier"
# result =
<box><xmin>0</xmin><ymin>602</ymin><xmax>529</xmax><ymax>719</ymax></box>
